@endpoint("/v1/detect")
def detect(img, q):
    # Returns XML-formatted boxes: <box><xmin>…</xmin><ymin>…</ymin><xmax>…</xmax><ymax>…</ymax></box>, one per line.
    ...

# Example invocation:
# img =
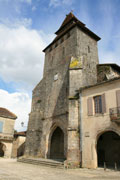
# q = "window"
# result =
<box><xmin>0</xmin><ymin>121</ymin><xmax>3</xmax><ymax>133</ymax></box>
<box><xmin>62</xmin><ymin>47</ymin><xmax>65</xmax><ymax>56</ymax></box>
<box><xmin>87</xmin><ymin>94</ymin><xmax>106</xmax><ymax>116</ymax></box>
<box><xmin>60</xmin><ymin>37</ymin><xmax>64</xmax><ymax>43</ymax></box>
<box><xmin>94</xmin><ymin>96</ymin><xmax>102</xmax><ymax>114</ymax></box>
<box><xmin>55</xmin><ymin>42</ymin><xmax>58</xmax><ymax>48</ymax></box>
<box><xmin>49</xmin><ymin>47</ymin><xmax>52</xmax><ymax>52</ymax></box>
<box><xmin>37</xmin><ymin>99</ymin><xmax>41</xmax><ymax>103</ymax></box>
<box><xmin>67</xmin><ymin>32</ymin><xmax>70</xmax><ymax>39</ymax></box>
<box><xmin>88</xmin><ymin>46</ymin><xmax>90</xmax><ymax>53</ymax></box>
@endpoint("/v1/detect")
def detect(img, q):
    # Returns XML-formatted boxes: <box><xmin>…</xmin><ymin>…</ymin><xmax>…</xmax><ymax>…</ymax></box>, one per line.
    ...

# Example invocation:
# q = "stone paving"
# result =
<box><xmin>0</xmin><ymin>158</ymin><xmax>120</xmax><ymax>180</ymax></box>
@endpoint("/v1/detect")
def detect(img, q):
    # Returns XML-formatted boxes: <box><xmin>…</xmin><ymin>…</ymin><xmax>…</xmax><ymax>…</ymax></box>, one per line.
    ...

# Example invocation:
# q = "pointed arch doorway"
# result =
<box><xmin>50</xmin><ymin>127</ymin><xmax>64</xmax><ymax>160</ymax></box>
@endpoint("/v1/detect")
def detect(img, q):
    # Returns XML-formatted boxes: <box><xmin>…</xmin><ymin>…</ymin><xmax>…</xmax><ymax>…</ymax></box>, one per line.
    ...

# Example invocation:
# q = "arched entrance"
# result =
<box><xmin>0</xmin><ymin>143</ymin><xmax>6</xmax><ymax>157</ymax></box>
<box><xmin>17</xmin><ymin>142</ymin><xmax>25</xmax><ymax>157</ymax></box>
<box><xmin>50</xmin><ymin>127</ymin><xmax>64</xmax><ymax>160</ymax></box>
<box><xmin>97</xmin><ymin>131</ymin><xmax>120</xmax><ymax>168</ymax></box>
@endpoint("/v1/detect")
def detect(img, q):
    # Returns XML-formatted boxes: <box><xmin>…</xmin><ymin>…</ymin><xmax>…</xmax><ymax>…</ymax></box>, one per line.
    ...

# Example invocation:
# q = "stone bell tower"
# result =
<box><xmin>25</xmin><ymin>12</ymin><xmax>100</xmax><ymax>167</ymax></box>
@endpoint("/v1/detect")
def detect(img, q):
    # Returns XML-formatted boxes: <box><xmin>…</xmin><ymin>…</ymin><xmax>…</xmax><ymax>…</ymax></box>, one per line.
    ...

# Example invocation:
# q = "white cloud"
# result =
<box><xmin>21</xmin><ymin>0</ymin><xmax>32</xmax><ymax>4</ymax></box>
<box><xmin>77</xmin><ymin>0</ymin><xmax>120</xmax><ymax>66</ymax></box>
<box><xmin>49</xmin><ymin>0</ymin><xmax>60</xmax><ymax>7</ymax></box>
<box><xmin>32</xmin><ymin>6</ymin><xmax>37</xmax><ymax>11</ymax></box>
<box><xmin>49</xmin><ymin>0</ymin><xmax>74</xmax><ymax>7</ymax></box>
<box><xmin>0</xmin><ymin>0</ymin><xmax>32</xmax><ymax>4</ymax></box>
<box><xmin>0</xmin><ymin>89</ymin><xmax>31</xmax><ymax>131</ymax></box>
<box><xmin>0</xmin><ymin>23</ymin><xmax>54</xmax><ymax>91</ymax></box>
<box><xmin>0</xmin><ymin>18</ymin><xmax>32</xmax><ymax>28</ymax></box>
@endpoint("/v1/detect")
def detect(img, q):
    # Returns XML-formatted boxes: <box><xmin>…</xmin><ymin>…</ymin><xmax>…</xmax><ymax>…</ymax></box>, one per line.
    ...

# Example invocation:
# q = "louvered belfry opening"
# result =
<box><xmin>97</xmin><ymin>131</ymin><xmax>120</xmax><ymax>169</ymax></box>
<box><xmin>50</xmin><ymin>127</ymin><xmax>64</xmax><ymax>160</ymax></box>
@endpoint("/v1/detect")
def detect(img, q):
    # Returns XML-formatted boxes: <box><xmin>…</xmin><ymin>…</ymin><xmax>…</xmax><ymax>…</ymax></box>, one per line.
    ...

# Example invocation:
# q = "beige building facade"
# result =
<box><xmin>0</xmin><ymin>108</ymin><xmax>17</xmax><ymax>158</ymax></box>
<box><xmin>78</xmin><ymin>77</ymin><xmax>120</xmax><ymax>168</ymax></box>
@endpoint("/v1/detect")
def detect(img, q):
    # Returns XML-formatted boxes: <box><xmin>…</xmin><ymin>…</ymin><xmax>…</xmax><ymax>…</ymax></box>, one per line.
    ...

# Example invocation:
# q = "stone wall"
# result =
<box><xmin>12</xmin><ymin>136</ymin><xmax>26</xmax><ymax>158</ymax></box>
<box><xmin>67</xmin><ymin>27</ymin><xmax>99</xmax><ymax>167</ymax></box>
<box><xmin>25</xmin><ymin>24</ymin><xmax>100</xmax><ymax>165</ymax></box>
<box><xmin>25</xmin><ymin>27</ymin><xmax>78</xmax><ymax>157</ymax></box>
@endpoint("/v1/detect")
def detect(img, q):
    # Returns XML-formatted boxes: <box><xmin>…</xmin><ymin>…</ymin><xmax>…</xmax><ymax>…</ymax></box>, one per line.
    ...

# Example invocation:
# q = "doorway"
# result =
<box><xmin>50</xmin><ymin>127</ymin><xmax>64</xmax><ymax>160</ymax></box>
<box><xmin>97</xmin><ymin>131</ymin><xmax>120</xmax><ymax>168</ymax></box>
<box><xmin>0</xmin><ymin>143</ymin><xmax>6</xmax><ymax>157</ymax></box>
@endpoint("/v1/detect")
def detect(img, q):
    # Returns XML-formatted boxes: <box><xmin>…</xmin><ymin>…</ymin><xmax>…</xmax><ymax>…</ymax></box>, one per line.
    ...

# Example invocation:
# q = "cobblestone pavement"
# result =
<box><xmin>0</xmin><ymin>159</ymin><xmax>120</xmax><ymax>180</ymax></box>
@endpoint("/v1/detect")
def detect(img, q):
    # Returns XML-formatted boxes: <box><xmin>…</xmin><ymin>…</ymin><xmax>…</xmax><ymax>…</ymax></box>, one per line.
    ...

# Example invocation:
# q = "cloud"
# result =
<box><xmin>0</xmin><ymin>89</ymin><xmax>31</xmax><ymax>131</ymax></box>
<box><xmin>32</xmin><ymin>6</ymin><xmax>37</xmax><ymax>11</ymax></box>
<box><xmin>96</xmin><ymin>0</ymin><xmax>120</xmax><ymax>65</ymax></box>
<box><xmin>75</xmin><ymin>0</ymin><xmax>120</xmax><ymax>66</ymax></box>
<box><xmin>49</xmin><ymin>0</ymin><xmax>74</xmax><ymax>7</ymax></box>
<box><xmin>0</xmin><ymin>0</ymin><xmax>32</xmax><ymax>18</ymax></box>
<box><xmin>0</xmin><ymin>0</ymin><xmax>32</xmax><ymax>4</ymax></box>
<box><xmin>0</xmin><ymin>23</ymin><xmax>54</xmax><ymax>91</ymax></box>
<box><xmin>20</xmin><ymin>0</ymin><xmax>32</xmax><ymax>4</ymax></box>
<box><xmin>0</xmin><ymin>18</ymin><xmax>32</xmax><ymax>28</ymax></box>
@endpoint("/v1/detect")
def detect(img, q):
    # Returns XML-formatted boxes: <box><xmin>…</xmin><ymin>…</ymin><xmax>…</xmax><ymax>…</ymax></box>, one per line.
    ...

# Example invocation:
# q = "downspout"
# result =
<box><xmin>79</xmin><ymin>90</ymin><xmax>82</xmax><ymax>167</ymax></box>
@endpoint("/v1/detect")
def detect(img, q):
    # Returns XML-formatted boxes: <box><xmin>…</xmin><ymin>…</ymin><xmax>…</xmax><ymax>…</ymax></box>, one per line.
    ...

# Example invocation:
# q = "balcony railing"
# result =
<box><xmin>109</xmin><ymin>107</ymin><xmax>120</xmax><ymax>122</ymax></box>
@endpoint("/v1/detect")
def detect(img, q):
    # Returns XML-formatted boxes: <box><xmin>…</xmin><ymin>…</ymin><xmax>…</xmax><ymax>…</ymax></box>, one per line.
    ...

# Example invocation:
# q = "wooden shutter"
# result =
<box><xmin>101</xmin><ymin>93</ymin><xmax>106</xmax><ymax>113</ymax></box>
<box><xmin>87</xmin><ymin>97</ymin><xmax>93</xmax><ymax>116</ymax></box>
<box><xmin>116</xmin><ymin>90</ymin><xmax>120</xmax><ymax>107</ymax></box>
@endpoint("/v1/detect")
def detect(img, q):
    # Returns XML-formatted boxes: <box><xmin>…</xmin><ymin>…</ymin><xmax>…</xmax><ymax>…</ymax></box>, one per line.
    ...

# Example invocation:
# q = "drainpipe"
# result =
<box><xmin>79</xmin><ymin>90</ymin><xmax>82</xmax><ymax>167</ymax></box>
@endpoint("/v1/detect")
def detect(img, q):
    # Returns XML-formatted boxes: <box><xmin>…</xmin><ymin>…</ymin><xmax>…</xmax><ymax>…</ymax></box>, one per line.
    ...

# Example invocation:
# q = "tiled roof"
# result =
<box><xmin>0</xmin><ymin>107</ymin><xmax>17</xmax><ymax>119</ymax></box>
<box><xmin>98</xmin><ymin>64</ymin><xmax>120</xmax><ymax>73</ymax></box>
<box><xmin>43</xmin><ymin>12</ymin><xmax>101</xmax><ymax>52</ymax></box>
<box><xmin>77</xmin><ymin>77</ymin><xmax>120</xmax><ymax>92</ymax></box>
<box><xmin>58</xmin><ymin>12</ymin><xmax>76</xmax><ymax>29</ymax></box>
<box><xmin>14</xmin><ymin>131</ymin><xmax>26</xmax><ymax>136</ymax></box>
<box><xmin>55</xmin><ymin>12</ymin><xmax>85</xmax><ymax>34</ymax></box>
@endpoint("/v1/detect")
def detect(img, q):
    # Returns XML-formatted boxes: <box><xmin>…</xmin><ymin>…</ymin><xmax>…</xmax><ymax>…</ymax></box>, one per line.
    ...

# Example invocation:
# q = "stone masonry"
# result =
<box><xmin>25</xmin><ymin>12</ymin><xmax>101</xmax><ymax>167</ymax></box>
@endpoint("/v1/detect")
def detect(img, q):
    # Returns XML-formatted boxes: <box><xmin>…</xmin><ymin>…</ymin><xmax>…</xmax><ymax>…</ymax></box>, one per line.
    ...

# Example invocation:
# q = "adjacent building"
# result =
<box><xmin>0</xmin><ymin>107</ymin><xmax>17</xmax><ymax>158</ymax></box>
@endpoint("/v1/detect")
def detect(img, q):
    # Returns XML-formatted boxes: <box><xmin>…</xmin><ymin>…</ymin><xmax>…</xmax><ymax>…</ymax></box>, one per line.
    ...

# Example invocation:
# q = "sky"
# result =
<box><xmin>0</xmin><ymin>0</ymin><xmax>120</xmax><ymax>131</ymax></box>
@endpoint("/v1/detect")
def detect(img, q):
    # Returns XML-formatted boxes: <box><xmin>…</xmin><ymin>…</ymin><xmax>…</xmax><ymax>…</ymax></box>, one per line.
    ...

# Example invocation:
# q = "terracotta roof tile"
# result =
<box><xmin>14</xmin><ymin>131</ymin><xmax>26</xmax><ymax>136</ymax></box>
<box><xmin>0</xmin><ymin>107</ymin><xmax>17</xmax><ymax>119</ymax></box>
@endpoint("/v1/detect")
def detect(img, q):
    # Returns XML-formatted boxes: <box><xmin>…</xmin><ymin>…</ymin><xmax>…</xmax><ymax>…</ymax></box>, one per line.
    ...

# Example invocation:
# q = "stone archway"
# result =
<box><xmin>17</xmin><ymin>142</ymin><xmax>25</xmax><ymax>157</ymax></box>
<box><xmin>97</xmin><ymin>131</ymin><xmax>120</xmax><ymax>168</ymax></box>
<box><xmin>0</xmin><ymin>143</ymin><xmax>6</xmax><ymax>157</ymax></box>
<box><xmin>50</xmin><ymin>127</ymin><xmax>64</xmax><ymax>160</ymax></box>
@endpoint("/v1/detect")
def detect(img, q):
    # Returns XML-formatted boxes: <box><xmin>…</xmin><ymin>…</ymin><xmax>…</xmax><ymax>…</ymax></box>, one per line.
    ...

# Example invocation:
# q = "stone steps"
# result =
<box><xmin>17</xmin><ymin>158</ymin><xmax>64</xmax><ymax>169</ymax></box>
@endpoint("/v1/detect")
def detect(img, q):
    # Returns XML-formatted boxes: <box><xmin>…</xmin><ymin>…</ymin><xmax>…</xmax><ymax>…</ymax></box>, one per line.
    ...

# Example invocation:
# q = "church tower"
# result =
<box><xmin>25</xmin><ymin>12</ymin><xmax>100</xmax><ymax>167</ymax></box>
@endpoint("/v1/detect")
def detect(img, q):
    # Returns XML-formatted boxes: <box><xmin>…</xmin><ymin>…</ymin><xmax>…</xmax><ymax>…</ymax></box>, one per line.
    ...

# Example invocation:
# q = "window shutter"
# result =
<box><xmin>0</xmin><ymin>121</ymin><xmax>3</xmax><ymax>133</ymax></box>
<box><xmin>116</xmin><ymin>90</ymin><xmax>120</xmax><ymax>107</ymax></box>
<box><xmin>87</xmin><ymin>97</ymin><xmax>93</xmax><ymax>116</ymax></box>
<box><xmin>102</xmin><ymin>93</ymin><xmax>106</xmax><ymax>113</ymax></box>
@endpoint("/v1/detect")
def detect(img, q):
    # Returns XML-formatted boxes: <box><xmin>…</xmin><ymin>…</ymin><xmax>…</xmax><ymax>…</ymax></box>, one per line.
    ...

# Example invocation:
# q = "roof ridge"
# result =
<box><xmin>55</xmin><ymin>12</ymin><xmax>85</xmax><ymax>35</ymax></box>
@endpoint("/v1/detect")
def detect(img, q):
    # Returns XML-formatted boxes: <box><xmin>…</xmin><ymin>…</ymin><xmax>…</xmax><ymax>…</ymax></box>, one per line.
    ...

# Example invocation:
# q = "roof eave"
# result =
<box><xmin>43</xmin><ymin>24</ymin><xmax>76</xmax><ymax>52</ymax></box>
<box><xmin>77</xmin><ymin>77</ymin><xmax>120</xmax><ymax>92</ymax></box>
<box><xmin>0</xmin><ymin>115</ymin><xmax>17</xmax><ymax>120</ymax></box>
<box><xmin>43</xmin><ymin>24</ymin><xmax>100</xmax><ymax>53</ymax></box>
